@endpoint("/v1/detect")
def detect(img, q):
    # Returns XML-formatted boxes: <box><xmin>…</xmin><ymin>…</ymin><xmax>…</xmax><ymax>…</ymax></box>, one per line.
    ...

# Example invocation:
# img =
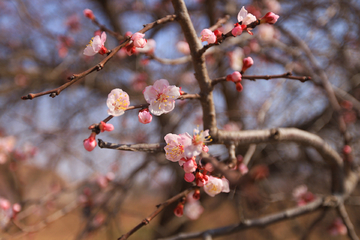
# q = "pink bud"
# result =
<box><xmin>12</xmin><ymin>203</ymin><xmax>21</xmax><ymax>213</ymax></box>
<box><xmin>138</xmin><ymin>108</ymin><xmax>153</xmax><ymax>124</ymax></box>
<box><xmin>99</xmin><ymin>121</ymin><xmax>114</xmax><ymax>132</ymax></box>
<box><xmin>83</xmin><ymin>133</ymin><xmax>97</xmax><ymax>151</ymax></box>
<box><xmin>192</xmin><ymin>189</ymin><xmax>201</xmax><ymax>200</ymax></box>
<box><xmin>83</xmin><ymin>9</ymin><xmax>95</xmax><ymax>20</ymax></box>
<box><xmin>232</xmin><ymin>26</ymin><xmax>243</xmax><ymax>36</ymax></box>
<box><xmin>242</xmin><ymin>57</ymin><xmax>254</xmax><ymax>72</ymax></box>
<box><xmin>204</xmin><ymin>163</ymin><xmax>214</xmax><ymax>172</ymax></box>
<box><xmin>343</xmin><ymin>145</ymin><xmax>352</xmax><ymax>154</ymax></box>
<box><xmin>226</xmin><ymin>71</ymin><xmax>242</xmax><ymax>82</ymax></box>
<box><xmin>0</xmin><ymin>198</ymin><xmax>10</xmax><ymax>210</ymax></box>
<box><xmin>200</xmin><ymin>29</ymin><xmax>216</xmax><ymax>44</ymax></box>
<box><xmin>261</xmin><ymin>12</ymin><xmax>279</xmax><ymax>24</ymax></box>
<box><xmin>184</xmin><ymin>173</ymin><xmax>195</xmax><ymax>182</ymax></box>
<box><xmin>236</xmin><ymin>82</ymin><xmax>243</xmax><ymax>92</ymax></box>
<box><xmin>183</xmin><ymin>158</ymin><xmax>197</xmax><ymax>173</ymax></box>
<box><xmin>174</xmin><ymin>203</ymin><xmax>184</xmax><ymax>217</ymax></box>
<box><xmin>131</xmin><ymin>32</ymin><xmax>147</xmax><ymax>48</ymax></box>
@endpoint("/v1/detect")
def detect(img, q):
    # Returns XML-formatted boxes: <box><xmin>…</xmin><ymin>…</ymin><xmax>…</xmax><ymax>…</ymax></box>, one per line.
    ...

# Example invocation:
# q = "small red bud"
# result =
<box><xmin>83</xmin><ymin>9</ymin><xmax>95</xmax><ymax>20</ymax></box>
<box><xmin>235</xmin><ymin>82</ymin><xmax>243</xmax><ymax>92</ymax></box>
<box><xmin>343</xmin><ymin>145</ymin><xmax>352</xmax><ymax>154</ymax></box>
<box><xmin>193</xmin><ymin>189</ymin><xmax>201</xmax><ymax>200</ymax></box>
<box><xmin>174</xmin><ymin>203</ymin><xmax>184</xmax><ymax>217</ymax></box>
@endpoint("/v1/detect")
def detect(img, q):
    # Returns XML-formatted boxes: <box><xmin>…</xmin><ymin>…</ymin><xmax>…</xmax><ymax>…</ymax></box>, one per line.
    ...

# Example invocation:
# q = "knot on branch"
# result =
<box><xmin>323</xmin><ymin>195</ymin><xmax>342</xmax><ymax>207</ymax></box>
<box><xmin>270</xmin><ymin>128</ymin><xmax>280</xmax><ymax>140</ymax></box>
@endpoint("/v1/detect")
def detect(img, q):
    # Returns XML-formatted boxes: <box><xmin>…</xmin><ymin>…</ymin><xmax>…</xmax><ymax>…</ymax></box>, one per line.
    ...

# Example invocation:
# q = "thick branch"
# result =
<box><xmin>171</xmin><ymin>0</ymin><xmax>217</xmax><ymax>134</ymax></box>
<box><xmin>214</xmin><ymin>128</ymin><xmax>344</xmax><ymax>194</ymax></box>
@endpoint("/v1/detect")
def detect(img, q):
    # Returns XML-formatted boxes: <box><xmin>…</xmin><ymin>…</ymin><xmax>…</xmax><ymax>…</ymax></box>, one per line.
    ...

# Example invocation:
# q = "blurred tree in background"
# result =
<box><xmin>1</xmin><ymin>0</ymin><xmax>360</xmax><ymax>239</ymax></box>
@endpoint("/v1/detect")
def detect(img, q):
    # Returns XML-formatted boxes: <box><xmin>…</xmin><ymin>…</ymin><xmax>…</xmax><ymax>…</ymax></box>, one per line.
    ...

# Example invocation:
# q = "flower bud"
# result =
<box><xmin>184</xmin><ymin>173</ymin><xmax>195</xmax><ymax>182</ymax></box>
<box><xmin>242</xmin><ymin>57</ymin><xmax>254</xmax><ymax>72</ymax></box>
<box><xmin>174</xmin><ymin>203</ymin><xmax>184</xmax><ymax>217</ymax></box>
<box><xmin>99</xmin><ymin>121</ymin><xmax>114</xmax><ymax>132</ymax></box>
<box><xmin>260</xmin><ymin>12</ymin><xmax>279</xmax><ymax>24</ymax></box>
<box><xmin>226</xmin><ymin>71</ymin><xmax>242</xmax><ymax>82</ymax></box>
<box><xmin>231</xmin><ymin>23</ymin><xmax>245</xmax><ymax>37</ymax></box>
<box><xmin>138</xmin><ymin>108</ymin><xmax>153</xmax><ymax>124</ymax></box>
<box><xmin>235</xmin><ymin>82</ymin><xmax>243</xmax><ymax>92</ymax></box>
<box><xmin>83</xmin><ymin>9</ymin><xmax>95</xmax><ymax>20</ymax></box>
<box><xmin>192</xmin><ymin>189</ymin><xmax>201</xmax><ymax>200</ymax></box>
<box><xmin>83</xmin><ymin>133</ymin><xmax>97</xmax><ymax>151</ymax></box>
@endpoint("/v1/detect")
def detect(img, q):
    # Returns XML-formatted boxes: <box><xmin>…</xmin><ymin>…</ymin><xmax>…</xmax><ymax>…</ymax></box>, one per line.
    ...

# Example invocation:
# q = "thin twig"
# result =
<box><xmin>300</xmin><ymin>208</ymin><xmax>329</xmax><ymax>240</ymax></box>
<box><xmin>21</xmin><ymin>14</ymin><xmax>177</xmax><ymax>100</ymax></box>
<box><xmin>117</xmin><ymin>188</ymin><xmax>193</xmax><ymax>240</ymax></box>
<box><xmin>211</xmin><ymin>72</ymin><xmax>311</xmax><ymax>88</ymax></box>
<box><xmin>337</xmin><ymin>203</ymin><xmax>360</xmax><ymax>240</ymax></box>
<box><xmin>98</xmin><ymin>139</ymin><xmax>165</xmax><ymax>152</ymax></box>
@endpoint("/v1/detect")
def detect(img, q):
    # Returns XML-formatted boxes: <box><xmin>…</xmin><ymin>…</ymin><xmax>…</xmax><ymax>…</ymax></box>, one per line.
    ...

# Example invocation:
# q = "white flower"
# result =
<box><xmin>83</xmin><ymin>32</ymin><xmax>107</xmax><ymax>56</ymax></box>
<box><xmin>237</xmin><ymin>6</ymin><xmax>257</xmax><ymax>26</ymax></box>
<box><xmin>203</xmin><ymin>176</ymin><xmax>230</xmax><ymax>197</ymax></box>
<box><xmin>143</xmin><ymin>79</ymin><xmax>180</xmax><ymax>116</ymax></box>
<box><xmin>164</xmin><ymin>133</ymin><xmax>191</xmax><ymax>162</ymax></box>
<box><xmin>184</xmin><ymin>128</ymin><xmax>210</xmax><ymax>158</ymax></box>
<box><xmin>106</xmin><ymin>89</ymin><xmax>130</xmax><ymax>116</ymax></box>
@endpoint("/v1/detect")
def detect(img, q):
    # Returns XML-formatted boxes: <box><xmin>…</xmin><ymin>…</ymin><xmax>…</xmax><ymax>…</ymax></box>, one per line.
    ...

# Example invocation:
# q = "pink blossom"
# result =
<box><xmin>258</xmin><ymin>24</ymin><xmax>275</xmax><ymax>41</ymax></box>
<box><xmin>260</xmin><ymin>12</ymin><xmax>279</xmax><ymax>24</ymax></box>
<box><xmin>184</xmin><ymin>173</ymin><xmax>195</xmax><ymax>182</ymax></box>
<box><xmin>226</xmin><ymin>71</ymin><xmax>242</xmax><ymax>82</ymax></box>
<box><xmin>83</xmin><ymin>133</ymin><xmax>97</xmax><ymax>152</ymax></box>
<box><xmin>135</xmin><ymin>38</ymin><xmax>155</xmax><ymax>53</ymax></box>
<box><xmin>143</xmin><ymin>79</ymin><xmax>180</xmax><ymax>116</ymax></box>
<box><xmin>96</xmin><ymin>174</ymin><xmax>109</xmax><ymax>188</ymax></box>
<box><xmin>107</xmin><ymin>88</ymin><xmax>130</xmax><ymax>116</ymax></box>
<box><xmin>200</xmin><ymin>29</ymin><xmax>216</xmax><ymax>44</ymax></box>
<box><xmin>238</xmin><ymin>163</ymin><xmax>249</xmax><ymax>174</ymax></box>
<box><xmin>228</xmin><ymin>47</ymin><xmax>244</xmax><ymax>71</ymax></box>
<box><xmin>83</xmin><ymin>32</ymin><xmax>107</xmax><ymax>56</ymax></box>
<box><xmin>99</xmin><ymin>121</ymin><xmax>114</xmax><ymax>132</ymax></box>
<box><xmin>184</xmin><ymin>128</ymin><xmax>211</xmax><ymax>158</ymax></box>
<box><xmin>0</xmin><ymin>198</ymin><xmax>10</xmax><ymax>210</ymax></box>
<box><xmin>164</xmin><ymin>133</ymin><xmax>191</xmax><ymax>162</ymax></box>
<box><xmin>203</xmin><ymin>176</ymin><xmax>230</xmax><ymax>197</ymax></box>
<box><xmin>204</xmin><ymin>163</ymin><xmax>214</xmax><ymax>172</ymax></box>
<box><xmin>83</xmin><ymin>9</ymin><xmax>95</xmax><ymax>20</ymax></box>
<box><xmin>237</xmin><ymin>6</ymin><xmax>257</xmax><ymax>25</ymax></box>
<box><xmin>183</xmin><ymin>158</ymin><xmax>197</xmax><ymax>173</ymax></box>
<box><xmin>184</xmin><ymin>200</ymin><xmax>204</xmax><ymax>220</ymax></box>
<box><xmin>138</xmin><ymin>108</ymin><xmax>153</xmax><ymax>124</ymax></box>
<box><xmin>131</xmin><ymin>32</ymin><xmax>147</xmax><ymax>48</ymax></box>
<box><xmin>328</xmin><ymin>218</ymin><xmax>347</xmax><ymax>236</ymax></box>
<box><xmin>242</xmin><ymin>57</ymin><xmax>254</xmax><ymax>72</ymax></box>
<box><xmin>12</xmin><ymin>203</ymin><xmax>21</xmax><ymax>214</ymax></box>
<box><xmin>176</xmin><ymin>41</ymin><xmax>190</xmax><ymax>55</ymax></box>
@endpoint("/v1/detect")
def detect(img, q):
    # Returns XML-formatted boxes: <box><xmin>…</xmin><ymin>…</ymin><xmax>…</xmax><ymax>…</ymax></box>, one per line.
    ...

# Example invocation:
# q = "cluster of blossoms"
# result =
<box><xmin>82</xmin><ymin>9</ymin><xmax>148</xmax><ymax>57</ymax></box>
<box><xmin>0</xmin><ymin>198</ymin><xmax>21</xmax><ymax>229</ymax></box>
<box><xmin>200</xmin><ymin>6</ymin><xmax>279</xmax><ymax>45</ymax></box>
<box><xmin>164</xmin><ymin>128</ymin><xmax>229</xmax><ymax>208</ymax></box>
<box><xmin>125</xmin><ymin>32</ymin><xmax>148</xmax><ymax>56</ymax></box>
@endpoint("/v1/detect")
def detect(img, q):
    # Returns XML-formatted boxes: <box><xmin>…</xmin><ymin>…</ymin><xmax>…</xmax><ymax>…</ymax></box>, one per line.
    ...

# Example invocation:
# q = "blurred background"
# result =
<box><xmin>1</xmin><ymin>0</ymin><xmax>360</xmax><ymax>239</ymax></box>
